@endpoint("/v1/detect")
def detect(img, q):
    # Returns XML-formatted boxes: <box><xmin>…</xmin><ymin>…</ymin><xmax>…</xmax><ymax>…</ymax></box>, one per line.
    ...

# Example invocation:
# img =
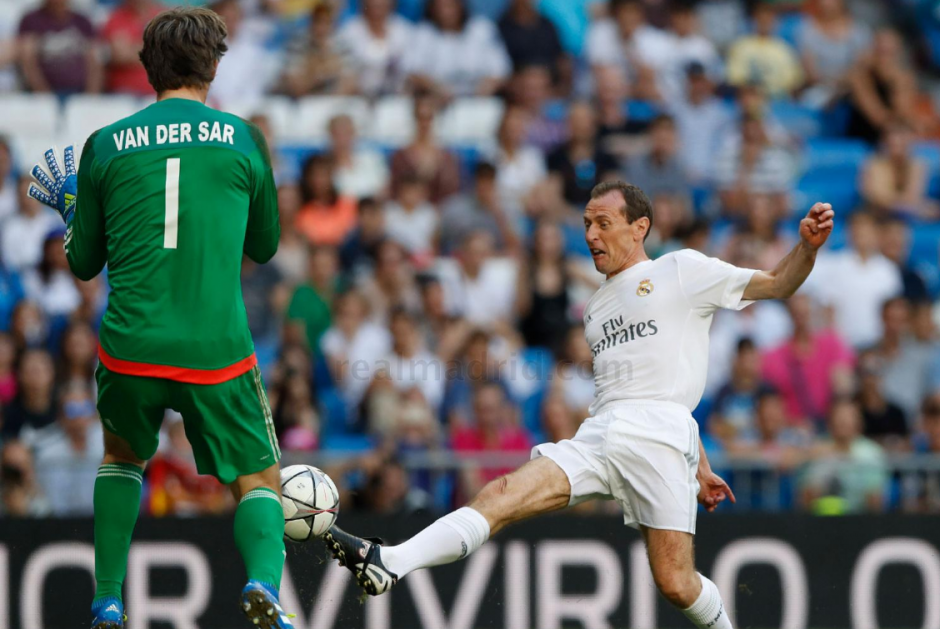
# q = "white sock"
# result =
<box><xmin>682</xmin><ymin>574</ymin><xmax>733</xmax><ymax>629</ymax></box>
<box><xmin>379</xmin><ymin>507</ymin><xmax>491</xmax><ymax>577</ymax></box>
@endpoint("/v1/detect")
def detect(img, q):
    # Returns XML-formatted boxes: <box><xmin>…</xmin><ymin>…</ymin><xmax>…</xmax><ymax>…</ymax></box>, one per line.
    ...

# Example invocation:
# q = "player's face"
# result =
<box><xmin>583</xmin><ymin>192</ymin><xmax>646</xmax><ymax>278</ymax></box>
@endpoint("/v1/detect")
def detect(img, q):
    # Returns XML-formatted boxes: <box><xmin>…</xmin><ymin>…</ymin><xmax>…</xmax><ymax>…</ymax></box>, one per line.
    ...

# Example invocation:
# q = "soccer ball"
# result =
<box><xmin>280</xmin><ymin>465</ymin><xmax>339</xmax><ymax>542</ymax></box>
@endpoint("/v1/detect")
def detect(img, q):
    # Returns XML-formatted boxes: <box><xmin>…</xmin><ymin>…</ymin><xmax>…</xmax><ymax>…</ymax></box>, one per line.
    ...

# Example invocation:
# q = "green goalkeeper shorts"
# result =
<box><xmin>95</xmin><ymin>363</ymin><xmax>281</xmax><ymax>484</ymax></box>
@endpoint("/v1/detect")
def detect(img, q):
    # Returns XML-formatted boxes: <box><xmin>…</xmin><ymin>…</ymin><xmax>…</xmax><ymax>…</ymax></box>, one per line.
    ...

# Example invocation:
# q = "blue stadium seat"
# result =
<box><xmin>321</xmin><ymin>434</ymin><xmax>375</xmax><ymax>453</ymax></box>
<box><xmin>318</xmin><ymin>388</ymin><xmax>350</xmax><ymax>436</ymax></box>
<box><xmin>774</xmin><ymin>12</ymin><xmax>806</xmax><ymax>48</ymax></box>
<box><xmin>909</xmin><ymin>221</ymin><xmax>940</xmax><ymax>297</ymax></box>
<box><xmin>626</xmin><ymin>101</ymin><xmax>661</xmax><ymax>122</ymax></box>
<box><xmin>769</xmin><ymin>100</ymin><xmax>822</xmax><ymax>138</ymax></box>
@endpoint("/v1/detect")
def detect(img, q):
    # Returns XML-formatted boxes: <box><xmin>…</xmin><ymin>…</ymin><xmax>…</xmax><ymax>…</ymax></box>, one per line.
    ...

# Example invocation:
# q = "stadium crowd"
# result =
<box><xmin>1</xmin><ymin>0</ymin><xmax>940</xmax><ymax>518</ymax></box>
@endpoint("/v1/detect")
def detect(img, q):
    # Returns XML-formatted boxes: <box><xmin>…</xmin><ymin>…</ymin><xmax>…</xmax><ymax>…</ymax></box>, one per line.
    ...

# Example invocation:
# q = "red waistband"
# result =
<box><xmin>98</xmin><ymin>345</ymin><xmax>257</xmax><ymax>385</ymax></box>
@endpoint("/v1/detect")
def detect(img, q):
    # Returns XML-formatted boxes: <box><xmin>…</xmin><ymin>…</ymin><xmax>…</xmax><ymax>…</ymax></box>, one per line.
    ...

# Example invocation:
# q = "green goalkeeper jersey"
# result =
<box><xmin>70</xmin><ymin>98</ymin><xmax>279</xmax><ymax>383</ymax></box>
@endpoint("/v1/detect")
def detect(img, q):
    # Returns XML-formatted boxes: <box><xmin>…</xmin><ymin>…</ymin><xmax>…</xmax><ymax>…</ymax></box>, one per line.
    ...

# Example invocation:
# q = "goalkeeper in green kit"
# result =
<box><xmin>27</xmin><ymin>8</ymin><xmax>293</xmax><ymax>629</ymax></box>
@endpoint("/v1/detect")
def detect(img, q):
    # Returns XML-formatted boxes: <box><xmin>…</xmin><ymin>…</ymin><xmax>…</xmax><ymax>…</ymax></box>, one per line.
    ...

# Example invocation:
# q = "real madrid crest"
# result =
<box><xmin>636</xmin><ymin>279</ymin><xmax>653</xmax><ymax>297</ymax></box>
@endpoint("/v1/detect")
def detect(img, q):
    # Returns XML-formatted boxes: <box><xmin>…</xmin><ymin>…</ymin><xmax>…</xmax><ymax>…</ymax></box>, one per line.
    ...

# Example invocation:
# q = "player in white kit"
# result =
<box><xmin>325</xmin><ymin>181</ymin><xmax>835</xmax><ymax>629</ymax></box>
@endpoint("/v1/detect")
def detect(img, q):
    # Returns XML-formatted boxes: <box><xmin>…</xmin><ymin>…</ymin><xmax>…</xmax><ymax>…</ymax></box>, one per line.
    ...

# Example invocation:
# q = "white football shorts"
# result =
<box><xmin>532</xmin><ymin>399</ymin><xmax>701</xmax><ymax>533</ymax></box>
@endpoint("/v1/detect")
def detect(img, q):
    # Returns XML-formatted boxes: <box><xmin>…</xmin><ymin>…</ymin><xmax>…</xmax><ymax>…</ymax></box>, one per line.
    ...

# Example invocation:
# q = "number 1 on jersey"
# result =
<box><xmin>164</xmin><ymin>158</ymin><xmax>180</xmax><ymax>249</ymax></box>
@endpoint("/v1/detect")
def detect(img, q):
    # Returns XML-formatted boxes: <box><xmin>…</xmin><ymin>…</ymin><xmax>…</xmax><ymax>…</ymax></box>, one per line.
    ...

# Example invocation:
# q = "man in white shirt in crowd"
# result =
<box><xmin>1</xmin><ymin>176</ymin><xmax>60</xmax><ymax>272</ymax></box>
<box><xmin>806</xmin><ymin>210</ymin><xmax>902</xmax><ymax>349</ymax></box>
<box><xmin>323</xmin><ymin>180</ymin><xmax>835</xmax><ymax>629</ymax></box>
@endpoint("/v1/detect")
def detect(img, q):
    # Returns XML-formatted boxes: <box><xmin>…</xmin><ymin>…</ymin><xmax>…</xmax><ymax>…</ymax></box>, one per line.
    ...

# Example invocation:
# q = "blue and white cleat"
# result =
<box><xmin>91</xmin><ymin>597</ymin><xmax>126</xmax><ymax>629</ymax></box>
<box><xmin>240</xmin><ymin>580</ymin><xmax>295</xmax><ymax>629</ymax></box>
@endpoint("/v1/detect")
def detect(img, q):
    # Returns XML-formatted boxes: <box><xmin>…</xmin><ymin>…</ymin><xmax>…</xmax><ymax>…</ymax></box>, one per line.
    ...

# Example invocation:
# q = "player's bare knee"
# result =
<box><xmin>653</xmin><ymin>568</ymin><xmax>699</xmax><ymax>609</ymax></box>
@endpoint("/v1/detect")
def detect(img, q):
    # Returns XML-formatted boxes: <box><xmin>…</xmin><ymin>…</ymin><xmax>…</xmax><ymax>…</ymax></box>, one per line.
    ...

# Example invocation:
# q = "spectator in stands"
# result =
<box><xmin>516</xmin><ymin>221</ymin><xmax>571</xmax><ymax>354</ymax></box>
<box><xmin>285</xmin><ymin>246</ymin><xmax>337</xmax><ymax>352</ymax></box>
<box><xmin>148</xmin><ymin>414</ymin><xmax>229</xmax><ymax>516</ymax></box>
<box><xmin>207</xmin><ymin>0</ymin><xmax>280</xmax><ymax>108</ymax></box>
<box><xmin>241</xmin><ymin>253</ymin><xmax>287</xmax><ymax>345</ymax></box>
<box><xmin>870</xmin><ymin>297</ymin><xmax>935</xmax><ymax>423</ymax></box>
<box><xmin>720</xmin><ymin>193</ymin><xmax>795</xmax><ymax>272</ymax></box>
<box><xmin>878</xmin><ymin>216</ymin><xmax>929</xmax><ymax>304</ymax></box>
<box><xmin>101</xmin><ymin>0</ymin><xmax>162</xmax><ymax>95</ymax></box>
<box><xmin>797</xmin><ymin>0</ymin><xmax>870</xmax><ymax>107</ymax></box>
<box><xmin>762</xmin><ymin>293</ymin><xmax>855</xmax><ymax>428</ymax></box>
<box><xmin>354</xmin><ymin>456</ymin><xmax>432</xmax><ymax>516</ymax></box>
<box><xmin>552</xmin><ymin>324</ymin><xmax>594</xmax><ymax>416</ymax></box>
<box><xmin>498</xmin><ymin>0</ymin><xmax>569</xmax><ymax>88</ymax></box>
<box><xmin>441</xmin><ymin>328</ymin><xmax>512</xmax><ymax>426</ymax></box>
<box><xmin>860</xmin><ymin>122</ymin><xmax>938</xmax><ymax>219</ymax></box>
<box><xmin>0</xmin><ymin>7</ymin><xmax>16</xmax><ymax>92</ymax></box>
<box><xmin>272</xmin><ymin>184</ymin><xmax>307</xmax><ymax>284</ymax></box>
<box><xmin>801</xmin><ymin>398</ymin><xmax>888</xmax><ymax>514</ymax></box>
<box><xmin>453</xmin><ymin>381</ymin><xmax>531</xmax><ymax>496</ymax></box>
<box><xmin>0</xmin><ymin>441</ymin><xmax>49</xmax><ymax>517</ymax></box>
<box><xmin>32</xmin><ymin>384</ymin><xmax>103</xmax><ymax>516</ymax></box>
<box><xmin>509</xmin><ymin>64</ymin><xmax>568</xmax><ymax>151</ymax></box>
<box><xmin>542</xmin><ymin>390</ymin><xmax>581</xmax><ymax>442</ymax></box>
<box><xmin>670</xmin><ymin>62</ymin><xmax>732</xmax><ymax>185</ymax></box>
<box><xmin>440</xmin><ymin>162</ymin><xmax>520</xmax><ymax>255</ymax></box>
<box><xmin>709</xmin><ymin>338</ymin><xmax>765</xmax><ymax>446</ymax></box>
<box><xmin>404</xmin><ymin>0</ymin><xmax>511</xmax><ymax>98</ymax></box>
<box><xmin>645</xmin><ymin>193</ymin><xmax>690</xmax><ymax>257</ymax></box>
<box><xmin>714</xmin><ymin>113</ymin><xmax>794</xmax><ymax>217</ymax></box>
<box><xmin>379</xmin><ymin>308</ymin><xmax>445</xmax><ymax>411</ymax></box>
<box><xmin>358</xmin><ymin>239</ymin><xmax>423</xmax><ymax>323</ymax></box>
<box><xmin>586</xmin><ymin>0</ymin><xmax>672</xmax><ymax>102</ymax></box>
<box><xmin>623</xmin><ymin>114</ymin><xmax>690</xmax><ymax>204</ymax></box>
<box><xmin>726</xmin><ymin>3</ymin><xmax>803</xmax><ymax>97</ymax></box>
<box><xmin>321</xmin><ymin>289</ymin><xmax>391</xmax><ymax>421</ymax></box>
<box><xmin>594</xmin><ymin>67</ymin><xmax>649</xmax><ymax>159</ymax></box>
<box><xmin>0</xmin><ymin>333</ymin><xmax>16</xmax><ymax>403</ymax></box>
<box><xmin>10</xmin><ymin>301</ymin><xmax>46</xmax><ymax>352</ymax></box>
<box><xmin>328</xmin><ymin>114</ymin><xmax>389</xmax><ymax>200</ymax></box>
<box><xmin>0</xmin><ymin>262</ymin><xmax>25</xmax><ymax>335</ymax></box>
<box><xmin>661</xmin><ymin>1</ymin><xmax>722</xmax><ymax>104</ymax></box>
<box><xmin>56</xmin><ymin>320</ymin><xmax>96</xmax><ymax>391</ymax></box>
<box><xmin>340</xmin><ymin>197</ymin><xmax>387</xmax><ymax>278</ymax></box>
<box><xmin>488</xmin><ymin>104</ymin><xmax>549</xmax><ymax>229</ymax></box>
<box><xmin>547</xmin><ymin>101</ymin><xmax>619</xmax><ymax>209</ymax></box>
<box><xmin>273</xmin><ymin>369</ymin><xmax>320</xmax><ymax>452</ymax></box>
<box><xmin>296</xmin><ymin>154</ymin><xmax>358</xmax><ymax>247</ymax></box>
<box><xmin>443</xmin><ymin>231</ymin><xmax>518</xmax><ymax>326</ymax></box>
<box><xmin>0</xmin><ymin>138</ymin><xmax>15</xmax><ymax>221</ymax></box>
<box><xmin>807</xmin><ymin>210</ymin><xmax>903</xmax><ymax>349</ymax></box>
<box><xmin>855</xmin><ymin>348</ymin><xmax>909</xmax><ymax>449</ymax></box>
<box><xmin>335</xmin><ymin>0</ymin><xmax>412</xmax><ymax>97</ymax></box>
<box><xmin>17</xmin><ymin>0</ymin><xmax>101</xmax><ymax>95</ymax></box>
<box><xmin>1</xmin><ymin>177</ymin><xmax>60</xmax><ymax>272</ymax></box>
<box><xmin>24</xmin><ymin>230</ymin><xmax>81</xmax><ymax>319</ymax></box>
<box><xmin>904</xmin><ymin>394</ymin><xmax>940</xmax><ymax>512</ymax></box>
<box><xmin>724</xmin><ymin>386</ymin><xmax>809</xmax><ymax>471</ymax></box>
<box><xmin>846</xmin><ymin>28</ymin><xmax>921</xmax><ymax>144</ymax></box>
<box><xmin>383</xmin><ymin>175</ymin><xmax>439</xmax><ymax>260</ymax></box>
<box><xmin>1</xmin><ymin>348</ymin><xmax>57</xmax><ymax>440</ymax></box>
<box><xmin>281</xmin><ymin>3</ymin><xmax>356</xmax><ymax>97</ymax></box>
<box><xmin>389</xmin><ymin>93</ymin><xmax>461</xmax><ymax>204</ymax></box>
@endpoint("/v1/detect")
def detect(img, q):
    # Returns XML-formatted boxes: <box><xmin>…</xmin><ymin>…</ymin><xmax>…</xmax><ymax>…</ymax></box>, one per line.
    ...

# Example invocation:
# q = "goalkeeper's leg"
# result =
<box><xmin>91</xmin><ymin>432</ymin><xmax>145</xmax><ymax>629</ymax></box>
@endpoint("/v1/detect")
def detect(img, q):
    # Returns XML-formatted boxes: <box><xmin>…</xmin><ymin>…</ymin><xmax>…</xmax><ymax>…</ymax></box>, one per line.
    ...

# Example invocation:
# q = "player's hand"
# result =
<box><xmin>799</xmin><ymin>202</ymin><xmax>835</xmax><ymax>251</ymax></box>
<box><xmin>28</xmin><ymin>146</ymin><xmax>78</xmax><ymax>224</ymax></box>
<box><xmin>697</xmin><ymin>470</ymin><xmax>736</xmax><ymax>513</ymax></box>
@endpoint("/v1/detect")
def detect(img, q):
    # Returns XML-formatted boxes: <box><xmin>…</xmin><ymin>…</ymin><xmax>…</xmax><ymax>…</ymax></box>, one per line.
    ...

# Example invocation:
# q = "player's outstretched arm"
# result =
<box><xmin>742</xmin><ymin>202</ymin><xmax>835</xmax><ymax>301</ymax></box>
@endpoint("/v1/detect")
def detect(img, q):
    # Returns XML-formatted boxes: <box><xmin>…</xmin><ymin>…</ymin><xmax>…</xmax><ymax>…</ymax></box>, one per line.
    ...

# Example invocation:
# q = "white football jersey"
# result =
<box><xmin>584</xmin><ymin>249</ymin><xmax>756</xmax><ymax>415</ymax></box>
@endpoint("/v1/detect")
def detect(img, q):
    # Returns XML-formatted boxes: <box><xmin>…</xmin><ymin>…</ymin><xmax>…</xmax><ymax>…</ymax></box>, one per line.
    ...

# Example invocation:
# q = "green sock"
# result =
<box><xmin>235</xmin><ymin>487</ymin><xmax>286</xmax><ymax>590</ymax></box>
<box><xmin>93</xmin><ymin>463</ymin><xmax>144</xmax><ymax>604</ymax></box>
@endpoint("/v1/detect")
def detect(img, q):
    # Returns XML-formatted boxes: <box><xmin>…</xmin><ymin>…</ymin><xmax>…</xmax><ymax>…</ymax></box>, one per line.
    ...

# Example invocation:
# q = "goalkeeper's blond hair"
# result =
<box><xmin>139</xmin><ymin>7</ymin><xmax>228</xmax><ymax>94</ymax></box>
